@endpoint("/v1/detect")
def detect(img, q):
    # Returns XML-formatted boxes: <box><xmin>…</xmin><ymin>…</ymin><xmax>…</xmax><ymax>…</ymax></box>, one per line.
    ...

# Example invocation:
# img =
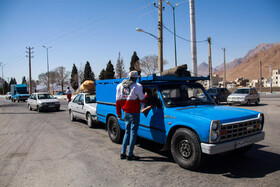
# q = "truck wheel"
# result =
<box><xmin>171</xmin><ymin>128</ymin><xmax>203</xmax><ymax>170</ymax></box>
<box><xmin>87</xmin><ymin>113</ymin><xmax>95</xmax><ymax>128</ymax></box>
<box><xmin>107</xmin><ymin>116</ymin><xmax>122</xmax><ymax>144</ymax></box>
<box><xmin>69</xmin><ymin>110</ymin><xmax>76</xmax><ymax>121</ymax></box>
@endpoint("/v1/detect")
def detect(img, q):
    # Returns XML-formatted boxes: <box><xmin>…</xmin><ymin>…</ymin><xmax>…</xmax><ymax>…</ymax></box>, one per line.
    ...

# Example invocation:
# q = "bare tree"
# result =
<box><xmin>116</xmin><ymin>52</ymin><xmax>126</xmax><ymax>78</ymax></box>
<box><xmin>140</xmin><ymin>55</ymin><xmax>168</xmax><ymax>76</ymax></box>
<box><xmin>49</xmin><ymin>71</ymin><xmax>58</xmax><ymax>94</ymax></box>
<box><xmin>55</xmin><ymin>66</ymin><xmax>69</xmax><ymax>93</ymax></box>
<box><xmin>78</xmin><ymin>62</ymin><xmax>84</xmax><ymax>85</ymax></box>
<box><xmin>38</xmin><ymin>73</ymin><xmax>48</xmax><ymax>86</ymax></box>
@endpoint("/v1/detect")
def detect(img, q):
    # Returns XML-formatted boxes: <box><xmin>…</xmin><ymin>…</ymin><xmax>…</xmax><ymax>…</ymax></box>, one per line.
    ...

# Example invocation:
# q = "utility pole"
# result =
<box><xmin>222</xmin><ymin>48</ymin><xmax>226</xmax><ymax>88</ymax></box>
<box><xmin>259</xmin><ymin>60</ymin><xmax>262</xmax><ymax>93</ymax></box>
<box><xmin>43</xmin><ymin>46</ymin><xmax>52</xmax><ymax>93</ymax></box>
<box><xmin>158</xmin><ymin>0</ymin><xmax>163</xmax><ymax>75</ymax></box>
<box><xmin>208</xmin><ymin>37</ymin><xmax>212</xmax><ymax>88</ymax></box>
<box><xmin>26</xmin><ymin>47</ymin><xmax>34</xmax><ymax>94</ymax></box>
<box><xmin>0</xmin><ymin>62</ymin><xmax>5</xmax><ymax>95</ymax></box>
<box><xmin>189</xmin><ymin>0</ymin><xmax>197</xmax><ymax>76</ymax></box>
<box><xmin>265</xmin><ymin>65</ymin><xmax>273</xmax><ymax>93</ymax></box>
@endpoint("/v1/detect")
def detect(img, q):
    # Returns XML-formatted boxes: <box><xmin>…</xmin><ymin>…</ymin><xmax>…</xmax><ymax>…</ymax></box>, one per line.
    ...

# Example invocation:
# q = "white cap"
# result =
<box><xmin>129</xmin><ymin>71</ymin><xmax>139</xmax><ymax>78</ymax></box>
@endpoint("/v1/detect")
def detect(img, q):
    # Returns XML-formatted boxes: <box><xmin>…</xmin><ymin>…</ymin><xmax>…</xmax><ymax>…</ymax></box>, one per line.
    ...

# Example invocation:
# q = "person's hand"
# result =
<box><xmin>117</xmin><ymin>115</ymin><xmax>121</xmax><ymax>119</ymax></box>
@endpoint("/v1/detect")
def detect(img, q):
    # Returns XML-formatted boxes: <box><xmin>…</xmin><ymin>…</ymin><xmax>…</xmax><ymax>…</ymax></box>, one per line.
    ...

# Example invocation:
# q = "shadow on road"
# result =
<box><xmin>198</xmin><ymin>144</ymin><xmax>280</xmax><ymax>178</ymax></box>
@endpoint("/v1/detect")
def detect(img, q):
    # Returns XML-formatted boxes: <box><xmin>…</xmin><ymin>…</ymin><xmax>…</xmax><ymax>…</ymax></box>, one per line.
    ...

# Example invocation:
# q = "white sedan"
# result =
<box><xmin>68</xmin><ymin>93</ymin><xmax>97</xmax><ymax>128</ymax></box>
<box><xmin>27</xmin><ymin>92</ymin><xmax>60</xmax><ymax>112</ymax></box>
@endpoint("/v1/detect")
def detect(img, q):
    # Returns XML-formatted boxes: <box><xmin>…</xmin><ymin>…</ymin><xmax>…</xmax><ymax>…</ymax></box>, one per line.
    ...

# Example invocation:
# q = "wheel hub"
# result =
<box><xmin>179</xmin><ymin>140</ymin><xmax>192</xmax><ymax>158</ymax></box>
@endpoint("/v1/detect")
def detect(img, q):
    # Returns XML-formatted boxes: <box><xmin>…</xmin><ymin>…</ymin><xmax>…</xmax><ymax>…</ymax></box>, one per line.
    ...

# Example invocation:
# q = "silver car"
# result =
<box><xmin>27</xmin><ymin>92</ymin><xmax>60</xmax><ymax>112</ymax></box>
<box><xmin>68</xmin><ymin>93</ymin><xmax>97</xmax><ymax>128</ymax></box>
<box><xmin>227</xmin><ymin>87</ymin><xmax>260</xmax><ymax>106</ymax></box>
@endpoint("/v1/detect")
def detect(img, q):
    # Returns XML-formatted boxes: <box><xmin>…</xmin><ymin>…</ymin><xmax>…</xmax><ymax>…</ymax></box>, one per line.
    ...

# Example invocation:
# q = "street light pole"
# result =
<box><xmin>166</xmin><ymin>1</ymin><xmax>180</xmax><ymax>67</ymax></box>
<box><xmin>43</xmin><ymin>45</ymin><xmax>52</xmax><ymax>93</ymax></box>
<box><xmin>136</xmin><ymin>28</ymin><xmax>158</xmax><ymax>40</ymax></box>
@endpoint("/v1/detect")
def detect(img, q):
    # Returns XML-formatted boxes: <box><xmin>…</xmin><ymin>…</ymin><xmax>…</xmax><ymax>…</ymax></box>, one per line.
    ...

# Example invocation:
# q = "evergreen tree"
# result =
<box><xmin>99</xmin><ymin>69</ymin><xmax>106</xmax><ymax>80</ymax></box>
<box><xmin>116</xmin><ymin>52</ymin><xmax>126</xmax><ymax>78</ymax></box>
<box><xmin>22</xmin><ymin>76</ymin><xmax>27</xmax><ymax>85</ymax></box>
<box><xmin>129</xmin><ymin>51</ymin><xmax>141</xmax><ymax>75</ymax></box>
<box><xmin>82</xmin><ymin>61</ymin><xmax>95</xmax><ymax>83</ymax></box>
<box><xmin>105</xmin><ymin>60</ymin><xmax>115</xmax><ymax>79</ymax></box>
<box><xmin>70</xmin><ymin>63</ymin><xmax>79</xmax><ymax>91</ymax></box>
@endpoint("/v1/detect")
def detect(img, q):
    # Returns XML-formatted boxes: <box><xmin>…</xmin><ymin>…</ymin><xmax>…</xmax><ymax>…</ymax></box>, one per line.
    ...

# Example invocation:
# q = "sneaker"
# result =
<box><xmin>126</xmin><ymin>154</ymin><xmax>140</xmax><ymax>161</ymax></box>
<box><xmin>120</xmin><ymin>154</ymin><xmax>126</xmax><ymax>160</ymax></box>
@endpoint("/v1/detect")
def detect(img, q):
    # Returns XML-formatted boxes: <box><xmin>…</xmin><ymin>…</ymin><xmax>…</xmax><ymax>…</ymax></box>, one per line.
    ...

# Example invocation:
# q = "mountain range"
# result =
<box><xmin>197</xmin><ymin>43</ymin><xmax>280</xmax><ymax>81</ymax></box>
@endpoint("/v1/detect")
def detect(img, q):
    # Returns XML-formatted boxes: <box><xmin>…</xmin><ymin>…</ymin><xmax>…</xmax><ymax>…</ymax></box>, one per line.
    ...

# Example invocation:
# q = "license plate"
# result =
<box><xmin>235</xmin><ymin>139</ymin><xmax>252</xmax><ymax>149</ymax></box>
<box><xmin>48</xmin><ymin>105</ymin><xmax>55</xmax><ymax>108</ymax></box>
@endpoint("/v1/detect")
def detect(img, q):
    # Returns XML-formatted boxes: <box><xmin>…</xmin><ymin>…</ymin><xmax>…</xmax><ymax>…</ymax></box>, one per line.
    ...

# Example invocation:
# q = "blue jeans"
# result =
<box><xmin>121</xmin><ymin>112</ymin><xmax>140</xmax><ymax>156</ymax></box>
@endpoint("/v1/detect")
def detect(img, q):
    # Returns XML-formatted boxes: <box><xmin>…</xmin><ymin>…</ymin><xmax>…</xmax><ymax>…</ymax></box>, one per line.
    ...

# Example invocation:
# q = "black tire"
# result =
<box><xmin>171</xmin><ymin>128</ymin><xmax>203</xmax><ymax>170</ymax></box>
<box><xmin>107</xmin><ymin>116</ymin><xmax>122</xmax><ymax>144</ymax></box>
<box><xmin>255</xmin><ymin>98</ymin><xmax>260</xmax><ymax>105</ymax></box>
<box><xmin>37</xmin><ymin>105</ymin><xmax>41</xmax><ymax>113</ymax></box>
<box><xmin>247</xmin><ymin>100</ymin><xmax>250</xmax><ymax>106</ymax></box>
<box><xmin>87</xmin><ymin>113</ymin><xmax>94</xmax><ymax>128</ymax></box>
<box><xmin>56</xmin><ymin>107</ymin><xmax>60</xmax><ymax>112</ymax></box>
<box><xmin>28</xmin><ymin>104</ymin><xmax>32</xmax><ymax>111</ymax></box>
<box><xmin>215</xmin><ymin>99</ymin><xmax>220</xmax><ymax>105</ymax></box>
<box><xmin>69</xmin><ymin>110</ymin><xmax>76</xmax><ymax>121</ymax></box>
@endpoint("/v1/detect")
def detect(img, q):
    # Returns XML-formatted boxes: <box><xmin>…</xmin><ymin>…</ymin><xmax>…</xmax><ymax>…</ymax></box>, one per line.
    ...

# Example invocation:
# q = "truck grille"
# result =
<box><xmin>219</xmin><ymin>118</ymin><xmax>262</xmax><ymax>142</ymax></box>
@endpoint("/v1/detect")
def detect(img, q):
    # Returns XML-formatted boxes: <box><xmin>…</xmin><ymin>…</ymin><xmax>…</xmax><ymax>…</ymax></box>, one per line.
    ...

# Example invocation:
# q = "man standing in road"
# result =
<box><xmin>66</xmin><ymin>87</ymin><xmax>72</xmax><ymax>103</ymax></box>
<box><xmin>116</xmin><ymin>71</ymin><xmax>146</xmax><ymax>160</ymax></box>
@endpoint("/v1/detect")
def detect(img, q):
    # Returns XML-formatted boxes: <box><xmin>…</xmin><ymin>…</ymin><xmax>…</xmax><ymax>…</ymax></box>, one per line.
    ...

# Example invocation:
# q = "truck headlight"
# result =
<box><xmin>210</xmin><ymin>120</ymin><xmax>221</xmax><ymax>143</ymax></box>
<box><xmin>258</xmin><ymin>113</ymin><xmax>264</xmax><ymax>130</ymax></box>
<box><xmin>211</xmin><ymin>132</ymin><xmax>219</xmax><ymax>141</ymax></box>
<box><xmin>212</xmin><ymin>121</ymin><xmax>219</xmax><ymax>131</ymax></box>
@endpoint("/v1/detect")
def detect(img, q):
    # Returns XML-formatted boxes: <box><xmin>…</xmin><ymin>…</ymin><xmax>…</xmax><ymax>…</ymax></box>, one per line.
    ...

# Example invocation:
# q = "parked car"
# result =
<box><xmin>27</xmin><ymin>92</ymin><xmax>60</xmax><ymax>112</ymax></box>
<box><xmin>227</xmin><ymin>87</ymin><xmax>260</xmax><ymax>106</ymax></box>
<box><xmin>203</xmin><ymin>87</ymin><xmax>231</xmax><ymax>105</ymax></box>
<box><xmin>68</xmin><ymin>93</ymin><xmax>97</xmax><ymax>128</ymax></box>
<box><xmin>5</xmin><ymin>92</ymin><xmax>11</xmax><ymax>100</ymax></box>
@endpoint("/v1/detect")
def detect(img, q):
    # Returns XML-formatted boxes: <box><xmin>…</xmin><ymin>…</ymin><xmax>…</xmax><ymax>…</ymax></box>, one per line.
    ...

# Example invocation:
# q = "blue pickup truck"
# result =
<box><xmin>95</xmin><ymin>75</ymin><xmax>265</xmax><ymax>170</ymax></box>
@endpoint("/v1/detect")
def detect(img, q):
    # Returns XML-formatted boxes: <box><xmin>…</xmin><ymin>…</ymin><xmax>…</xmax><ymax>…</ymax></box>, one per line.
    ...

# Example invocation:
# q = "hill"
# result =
<box><xmin>225</xmin><ymin>44</ymin><xmax>280</xmax><ymax>81</ymax></box>
<box><xmin>197</xmin><ymin>43</ymin><xmax>280</xmax><ymax>81</ymax></box>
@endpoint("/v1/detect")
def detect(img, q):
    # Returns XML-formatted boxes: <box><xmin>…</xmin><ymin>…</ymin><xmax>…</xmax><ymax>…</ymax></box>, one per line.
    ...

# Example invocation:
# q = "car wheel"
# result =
<box><xmin>87</xmin><ymin>113</ymin><xmax>94</xmax><ymax>128</ymax></box>
<box><xmin>255</xmin><ymin>98</ymin><xmax>260</xmax><ymax>105</ymax></box>
<box><xmin>56</xmin><ymin>107</ymin><xmax>60</xmax><ymax>112</ymax></box>
<box><xmin>28</xmin><ymin>104</ymin><xmax>32</xmax><ymax>111</ymax></box>
<box><xmin>37</xmin><ymin>105</ymin><xmax>41</xmax><ymax>113</ymax></box>
<box><xmin>247</xmin><ymin>100</ymin><xmax>250</xmax><ymax>106</ymax></box>
<box><xmin>171</xmin><ymin>128</ymin><xmax>203</xmax><ymax>170</ymax></box>
<box><xmin>69</xmin><ymin>110</ymin><xmax>76</xmax><ymax>121</ymax></box>
<box><xmin>107</xmin><ymin>116</ymin><xmax>122</xmax><ymax>144</ymax></box>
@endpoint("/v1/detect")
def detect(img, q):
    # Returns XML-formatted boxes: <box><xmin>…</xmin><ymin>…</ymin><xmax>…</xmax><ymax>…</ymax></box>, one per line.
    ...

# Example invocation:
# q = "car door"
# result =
<box><xmin>29</xmin><ymin>94</ymin><xmax>36</xmax><ymax>108</ymax></box>
<box><xmin>71</xmin><ymin>94</ymin><xmax>81</xmax><ymax>118</ymax></box>
<box><xmin>76</xmin><ymin>94</ymin><xmax>86</xmax><ymax>119</ymax></box>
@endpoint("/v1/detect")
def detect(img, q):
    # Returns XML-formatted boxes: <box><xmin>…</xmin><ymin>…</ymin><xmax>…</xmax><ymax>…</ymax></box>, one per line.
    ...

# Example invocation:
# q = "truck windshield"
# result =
<box><xmin>17</xmin><ymin>90</ymin><xmax>28</xmax><ymax>94</ymax></box>
<box><xmin>159</xmin><ymin>84</ymin><xmax>214</xmax><ymax>107</ymax></box>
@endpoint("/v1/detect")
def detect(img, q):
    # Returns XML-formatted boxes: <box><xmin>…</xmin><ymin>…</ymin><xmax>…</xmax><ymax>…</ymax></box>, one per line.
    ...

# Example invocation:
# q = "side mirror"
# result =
<box><xmin>78</xmin><ymin>101</ymin><xmax>84</xmax><ymax>105</ymax></box>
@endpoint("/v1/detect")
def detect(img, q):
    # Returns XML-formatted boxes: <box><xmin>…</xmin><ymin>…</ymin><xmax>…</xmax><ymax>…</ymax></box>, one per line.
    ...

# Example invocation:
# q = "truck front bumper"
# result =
<box><xmin>201</xmin><ymin>132</ymin><xmax>265</xmax><ymax>155</ymax></box>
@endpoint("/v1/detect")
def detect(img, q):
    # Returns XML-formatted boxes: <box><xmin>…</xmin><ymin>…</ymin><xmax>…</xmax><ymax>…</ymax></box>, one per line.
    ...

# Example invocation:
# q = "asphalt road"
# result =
<box><xmin>0</xmin><ymin>96</ymin><xmax>279</xmax><ymax>187</ymax></box>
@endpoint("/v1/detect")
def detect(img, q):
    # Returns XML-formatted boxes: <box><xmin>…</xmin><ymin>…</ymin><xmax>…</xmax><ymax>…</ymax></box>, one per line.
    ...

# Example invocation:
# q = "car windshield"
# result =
<box><xmin>234</xmin><ymin>89</ymin><xmax>249</xmax><ymax>94</ymax></box>
<box><xmin>207</xmin><ymin>88</ymin><xmax>217</xmax><ymax>94</ymax></box>
<box><xmin>85</xmin><ymin>94</ymin><xmax>96</xmax><ymax>103</ymax></box>
<box><xmin>38</xmin><ymin>94</ymin><xmax>54</xmax><ymax>99</ymax></box>
<box><xmin>159</xmin><ymin>84</ymin><xmax>214</xmax><ymax>107</ymax></box>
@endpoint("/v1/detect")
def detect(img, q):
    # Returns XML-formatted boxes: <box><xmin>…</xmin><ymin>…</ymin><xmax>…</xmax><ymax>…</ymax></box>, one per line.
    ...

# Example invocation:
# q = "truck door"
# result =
<box><xmin>138</xmin><ymin>88</ymin><xmax>166</xmax><ymax>144</ymax></box>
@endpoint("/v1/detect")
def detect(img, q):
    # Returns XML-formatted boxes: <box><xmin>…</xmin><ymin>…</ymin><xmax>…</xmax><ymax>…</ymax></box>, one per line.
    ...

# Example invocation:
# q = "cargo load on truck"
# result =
<box><xmin>80</xmin><ymin>80</ymin><xmax>95</xmax><ymax>93</ymax></box>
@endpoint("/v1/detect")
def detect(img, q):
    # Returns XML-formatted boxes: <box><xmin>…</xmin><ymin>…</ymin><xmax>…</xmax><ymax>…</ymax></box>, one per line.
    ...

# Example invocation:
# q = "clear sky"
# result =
<box><xmin>0</xmin><ymin>0</ymin><xmax>279</xmax><ymax>83</ymax></box>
